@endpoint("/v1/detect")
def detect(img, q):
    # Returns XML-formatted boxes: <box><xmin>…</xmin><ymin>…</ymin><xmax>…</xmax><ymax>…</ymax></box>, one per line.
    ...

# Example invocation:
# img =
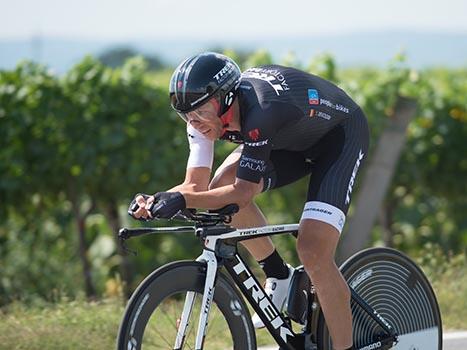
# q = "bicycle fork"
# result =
<box><xmin>173</xmin><ymin>250</ymin><xmax>218</xmax><ymax>350</ymax></box>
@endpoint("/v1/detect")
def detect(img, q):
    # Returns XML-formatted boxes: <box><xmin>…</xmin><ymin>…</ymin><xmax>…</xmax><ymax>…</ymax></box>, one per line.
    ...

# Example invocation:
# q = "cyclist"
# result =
<box><xmin>129</xmin><ymin>52</ymin><xmax>369</xmax><ymax>350</ymax></box>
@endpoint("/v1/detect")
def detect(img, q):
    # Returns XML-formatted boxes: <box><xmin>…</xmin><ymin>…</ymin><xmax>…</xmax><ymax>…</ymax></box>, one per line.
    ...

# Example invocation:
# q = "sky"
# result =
<box><xmin>2</xmin><ymin>0</ymin><xmax>467</xmax><ymax>40</ymax></box>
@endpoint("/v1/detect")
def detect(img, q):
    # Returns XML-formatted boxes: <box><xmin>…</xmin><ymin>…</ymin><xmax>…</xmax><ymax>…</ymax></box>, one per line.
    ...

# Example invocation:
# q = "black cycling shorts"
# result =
<box><xmin>261</xmin><ymin>108</ymin><xmax>369</xmax><ymax>232</ymax></box>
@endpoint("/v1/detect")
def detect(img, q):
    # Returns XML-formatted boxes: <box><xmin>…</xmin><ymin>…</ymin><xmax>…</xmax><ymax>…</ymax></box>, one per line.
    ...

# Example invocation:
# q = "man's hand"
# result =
<box><xmin>128</xmin><ymin>192</ymin><xmax>187</xmax><ymax>220</ymax></box>
<box><xmin>150</xmin><ymin>192</ymin><xmax>186</xmax><ymax>219</ymax></box>
<box><xmin>128</xmin><ymin>193</ymin><xmax>155</xmax><ymax>221</ymax></box>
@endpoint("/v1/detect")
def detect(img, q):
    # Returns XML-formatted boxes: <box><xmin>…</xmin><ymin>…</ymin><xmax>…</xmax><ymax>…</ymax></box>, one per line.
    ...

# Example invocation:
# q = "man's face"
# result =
<box><xmin>185</xmin><ymin>98</ymin><xmax>223</xmax><ymax>140</ymax></box>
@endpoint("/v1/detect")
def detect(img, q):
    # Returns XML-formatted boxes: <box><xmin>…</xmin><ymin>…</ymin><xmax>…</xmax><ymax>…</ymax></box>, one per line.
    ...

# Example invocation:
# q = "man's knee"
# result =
<box><xmin>296</xmin><ymin>233</ymin><xmax>327</xmax><ymax>268</ymax></box>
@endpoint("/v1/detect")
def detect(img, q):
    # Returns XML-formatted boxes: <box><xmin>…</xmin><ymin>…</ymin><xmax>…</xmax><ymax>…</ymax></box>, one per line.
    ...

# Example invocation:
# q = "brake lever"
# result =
<box><xmin>118</xmin><ymin>229</ymin><xmax>138</xmax><ymax>256</ymax></box>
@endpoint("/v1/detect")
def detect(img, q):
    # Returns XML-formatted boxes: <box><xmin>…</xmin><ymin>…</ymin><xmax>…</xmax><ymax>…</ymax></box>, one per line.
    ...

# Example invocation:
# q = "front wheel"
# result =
<box><xmin>316</xmin><ymin>247</ymin><xmax>442</xmax><ymax>349</ymax></box>
<box><xmin>116</xmin><ymin>261</ymin><xmax>256</xmax><ymax>350</ymax></box>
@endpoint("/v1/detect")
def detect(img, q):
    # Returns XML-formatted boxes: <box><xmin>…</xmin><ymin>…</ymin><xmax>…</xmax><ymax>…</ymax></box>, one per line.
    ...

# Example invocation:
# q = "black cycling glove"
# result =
<box><xmin>149</xmin><ymin>192</ymin><xmax>186</xmax><ymax>219</ymax></box>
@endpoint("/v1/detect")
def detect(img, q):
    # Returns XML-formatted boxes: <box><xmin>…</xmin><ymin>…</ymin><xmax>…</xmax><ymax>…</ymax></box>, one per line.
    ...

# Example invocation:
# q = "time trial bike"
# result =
<box><xmin>116</xmin><ymin>204</ymin><xmax>442</xmax><ymax>350</ymax></box>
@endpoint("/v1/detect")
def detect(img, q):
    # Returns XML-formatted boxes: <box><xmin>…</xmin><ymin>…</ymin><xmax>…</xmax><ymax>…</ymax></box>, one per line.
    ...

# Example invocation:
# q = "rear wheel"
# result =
<box><xmin>316</xmin><ymin>247</ymin><xmax>442</xmax><ymax>349</ymax></box>
<box><xmin>116</xmin><ymin>261</ymin><xmax>256</xmax><ymax>350</ymax></box>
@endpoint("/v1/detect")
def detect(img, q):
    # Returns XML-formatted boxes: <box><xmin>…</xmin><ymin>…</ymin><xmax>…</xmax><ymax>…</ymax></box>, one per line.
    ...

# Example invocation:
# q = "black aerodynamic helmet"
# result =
<box><xmin>169</xmin><ymin>52</ymin><xmax>241</xmax><ymax>121</ymax></box>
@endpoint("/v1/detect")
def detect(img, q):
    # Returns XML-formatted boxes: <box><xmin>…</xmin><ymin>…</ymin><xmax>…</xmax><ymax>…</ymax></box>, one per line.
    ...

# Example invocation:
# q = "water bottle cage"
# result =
<box><xmin>286</xmin><ymin>266</ymin><xmax>313</xmax><ymax>325</ymax></box>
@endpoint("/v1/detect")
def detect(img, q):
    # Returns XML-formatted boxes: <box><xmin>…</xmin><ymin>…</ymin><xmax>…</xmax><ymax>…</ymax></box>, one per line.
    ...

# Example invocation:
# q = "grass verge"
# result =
<box><xmin>0</xmin><ymin>252</ymin><xmax>465</xmax><ymax>349</ymax></box>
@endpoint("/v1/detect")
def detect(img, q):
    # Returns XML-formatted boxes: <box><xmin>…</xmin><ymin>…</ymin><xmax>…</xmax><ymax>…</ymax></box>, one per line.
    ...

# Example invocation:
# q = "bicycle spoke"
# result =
<box><xmin>184</xmin><ymin>317</ymin><xmax>196</xmax><ymax>350</ymax></box>
<box><xmin>151</xmin><ymin>327</ymin><xmax>175</xmax><ymax>349</ymax></box>
<box><xmin>205</xmin><ymin>307</ymin><xmax>218</xmax><ymax>335</ymax></box>
<box><xmin>159</xmin><ymin>302</ymin><xmax>180</xmax><ymax>333</ymax></box>
<box><xmin>141</xmin><ymin>294</ymin><xmax>196</xmax><ymax>349</ymax></box>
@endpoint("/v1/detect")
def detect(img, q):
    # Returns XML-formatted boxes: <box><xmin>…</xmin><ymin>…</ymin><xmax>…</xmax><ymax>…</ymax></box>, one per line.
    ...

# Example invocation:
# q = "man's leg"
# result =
<box><xmin>297</xmin><ymin>219</ymin><xmax>353</xmax><ymax>350</ymax></box>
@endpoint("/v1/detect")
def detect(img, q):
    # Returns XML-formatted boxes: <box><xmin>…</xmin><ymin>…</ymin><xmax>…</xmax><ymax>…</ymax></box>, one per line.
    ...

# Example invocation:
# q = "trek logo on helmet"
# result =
<box><xmin>214</xmin><ymin>62</ymin><xmax>235</xmax><ymax>83</ymax></box>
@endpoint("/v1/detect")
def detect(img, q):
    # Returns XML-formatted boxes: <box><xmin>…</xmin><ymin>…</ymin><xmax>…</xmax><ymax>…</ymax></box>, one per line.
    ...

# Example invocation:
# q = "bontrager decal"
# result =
<box><xmin>225</xmin><ymin>91</ymin><xmax>234</xmax><ymax>106</ymax></box>
<box><xmin>301</xmin><ymin>201</ymin><xmax>346</xmax><ymax>233</ymax></box>
<box><xmin>230</xmin><ymin>300</ymin><xmax>243</xmax><ymax>316</ymax></box>
<box><xmin>127</xmin><ymin>337</ymin><xmax>138</xmax><ymax>350</ymax></box>
<box><xmin>303</xmin><ymin>207</ymin><xmax>332</xmax><ymax>215</ymax></box>
<box><xmin>130</xmin><ymin>293</ymin><xmax>150</xmax><ymax>336</ymax></box>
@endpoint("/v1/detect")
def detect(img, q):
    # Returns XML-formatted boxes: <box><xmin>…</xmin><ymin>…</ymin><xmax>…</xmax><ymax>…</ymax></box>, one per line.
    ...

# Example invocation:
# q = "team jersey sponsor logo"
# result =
<box><xmin>239</xmin><ymin>155</ymin><xmax>266</xmax><ymax>172</ymax></box>
<box><xmin>242</xmin><ymin>68</ymin><xmax>290</xmax><ymax>96</ymax></box>
<box><xmin>309</xmin><ymin>109</ymin><xmax>332</xmax><ymax>120</ymax></box>
<box><xmin>248</xmin><ymin>128</ymin><xmax>260</xmax><ymax>141</ymax></box>
<box><xmin>335</xmin><ymin>104</ymin><xmax>350</xmax><ymax>113</ymax></box>
<box><xmin>345</xmin><ymin>149</ymin><xmax>365</xmax><ymax>204</ymax></box>
<box><xmin>303</xmin><ymin>207</ymin><xmax>333</xmax><ymax>215</ymax></box>
<box><xmin>320</xmin><ymin>98</ymin><xmax>350</xmax><ymax>114</ymax></box>
<box><xmin>245</xmin><ymin>139</ymin><xmax>269</xmax><ymax>147</ymax></box>
<box><xmin>308</xmin><ymin>89</ymin><xmax>319</xmax><ymax>105</ymax></box>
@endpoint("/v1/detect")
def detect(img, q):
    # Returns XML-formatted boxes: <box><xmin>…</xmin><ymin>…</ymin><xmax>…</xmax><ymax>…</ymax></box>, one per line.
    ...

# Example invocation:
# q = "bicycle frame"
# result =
<box><xmin>119</xmin><ymin>222</ymin><xmax>398</xmax><ymax>350</ymax></box>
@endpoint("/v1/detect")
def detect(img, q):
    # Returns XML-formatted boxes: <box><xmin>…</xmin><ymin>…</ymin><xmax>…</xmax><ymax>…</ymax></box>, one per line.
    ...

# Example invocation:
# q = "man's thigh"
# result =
<box><xmin>210</xmin><ymin>145</ymin><xmax>243</xmax><ymax>188</ymax></box>
<box><xmin>302</xmin><ymin>113</ymin><xmax>369</xmax><ymax>234</ymax></box>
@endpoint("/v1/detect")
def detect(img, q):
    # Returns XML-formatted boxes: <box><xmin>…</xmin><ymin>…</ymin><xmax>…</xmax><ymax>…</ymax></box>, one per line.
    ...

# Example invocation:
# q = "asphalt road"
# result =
<box><xmin>257</xmin><ymin>331</ymin><xmax>467</xmax><ymax>349</ymax></box>
<box><xmin>443</xmin><ymin>331</ymin><xmax>467</xmax><ymax>350</ymax></box>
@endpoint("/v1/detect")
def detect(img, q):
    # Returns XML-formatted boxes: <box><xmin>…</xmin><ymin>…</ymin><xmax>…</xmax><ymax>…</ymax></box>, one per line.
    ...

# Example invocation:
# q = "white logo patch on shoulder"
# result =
<box><xmin>242</xmin><ymin>68</ymin><xmax>290</xmax><ymax>96</ymax></box>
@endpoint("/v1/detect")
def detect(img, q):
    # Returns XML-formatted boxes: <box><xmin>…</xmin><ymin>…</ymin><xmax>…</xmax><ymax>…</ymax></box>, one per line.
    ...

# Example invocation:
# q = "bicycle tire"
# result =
<box><xmin>316</xmin><ymin>247</ymin><xmax>442</xmax><ymax>350</ymax></box>
<box><xmin>116</xmin><ymin>260</ymin><xmax>256</xmax><ymax>350</ymax></box>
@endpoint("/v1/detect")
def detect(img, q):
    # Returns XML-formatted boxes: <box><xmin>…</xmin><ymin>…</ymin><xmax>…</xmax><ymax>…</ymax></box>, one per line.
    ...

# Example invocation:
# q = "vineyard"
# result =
<box><xmin>0</xmin><ymin>51</ymin><xmax>466</xmax><ymax>308</ymax></box>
